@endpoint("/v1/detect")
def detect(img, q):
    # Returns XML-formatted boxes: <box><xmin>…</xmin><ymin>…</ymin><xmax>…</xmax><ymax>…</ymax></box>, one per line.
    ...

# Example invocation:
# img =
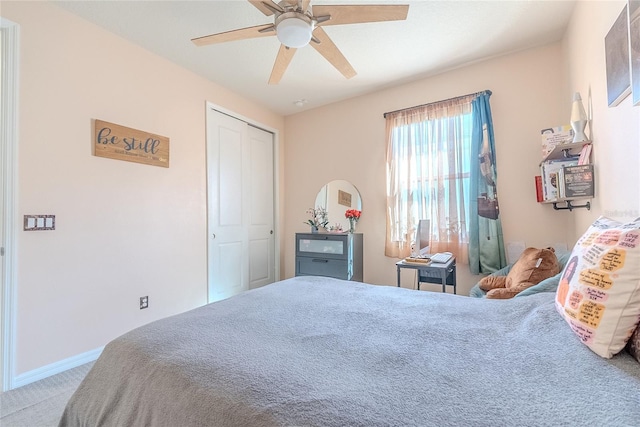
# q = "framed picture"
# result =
<box><xmin>630</xmin><ymin>0</ymin><xmax>640</xmax><ymax>106</ymax></box>
<box><xmin>605</xmin><ymin>5</ymin><xmax>631</xmax><ymax>107</ymax></box>
<box><xmin>338</xmin><ymin>190</ymin><xmax>352</xmax><ymax>207</ymax></box>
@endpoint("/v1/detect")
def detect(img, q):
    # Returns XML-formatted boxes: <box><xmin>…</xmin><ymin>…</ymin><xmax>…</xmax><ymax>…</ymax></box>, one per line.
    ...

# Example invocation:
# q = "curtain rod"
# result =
<box><xmin>383</xmin><ymin>90</ymin><xmax>492</xmax><ymax>118</ymax></box>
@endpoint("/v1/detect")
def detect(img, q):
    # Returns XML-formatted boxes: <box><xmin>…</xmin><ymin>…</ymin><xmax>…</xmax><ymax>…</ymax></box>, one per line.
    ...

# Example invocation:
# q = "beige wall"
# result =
<box><xmin>564</xmin><ymin>0</ymin><xmax>640</xmax><ymax>236</ymax></box>
<box><xmin>284</xmin><ymin>43</ymin><xmax>575</xmax><ymax>294</ymax></box>
<box><xmin>3</xmin><ymin>2</ymin><xmax>284</xmax><ymax>375</ymax></box>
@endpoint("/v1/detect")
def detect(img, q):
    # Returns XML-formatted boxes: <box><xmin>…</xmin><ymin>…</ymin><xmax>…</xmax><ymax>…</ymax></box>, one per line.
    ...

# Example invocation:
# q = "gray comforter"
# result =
<box><xmin>60</xmin><ymin>276</ymin><xmax>640</xmax><ymax>426</ymax></box>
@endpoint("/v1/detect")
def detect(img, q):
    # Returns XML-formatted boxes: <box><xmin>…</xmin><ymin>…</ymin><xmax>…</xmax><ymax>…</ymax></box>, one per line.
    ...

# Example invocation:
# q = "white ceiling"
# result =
<box><xmin>54</xmin><ymin>0</ymin><xmax>576</xmax><ymax>116</ymax></box>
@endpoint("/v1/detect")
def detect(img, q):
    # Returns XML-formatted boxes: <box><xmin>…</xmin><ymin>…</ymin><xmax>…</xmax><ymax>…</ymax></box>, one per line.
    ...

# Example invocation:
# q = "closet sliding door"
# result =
<box><xmin>206</xmin><ymin>107</ymin><xmax>275</xmax><ymax>302</ymax></box>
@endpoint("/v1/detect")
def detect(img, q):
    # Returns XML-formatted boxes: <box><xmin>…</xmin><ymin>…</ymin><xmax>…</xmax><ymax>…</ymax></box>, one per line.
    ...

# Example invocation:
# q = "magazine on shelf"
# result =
<box><xmin>541</xmin><ymin>158</ymin><xmax>579</xmax><ymax>200</ymax></box>
<box><xmin>577</xmin><ymin>143</ymin><xmax>592</xmax><ymax>165</ymax></box>
<box><xmin>541</xmin><ymin>125</ymin><xmax>574</xmax><ymax>158</ymax></box>
<box><xmin>535</xmin><ymin>175</ymin><xmax>544</xmax><ymax>202</ymax></box>
<box><xmin>561</xmin><ymin>164</ymin><xmax>595</xmax><ymax>198</ymax></box>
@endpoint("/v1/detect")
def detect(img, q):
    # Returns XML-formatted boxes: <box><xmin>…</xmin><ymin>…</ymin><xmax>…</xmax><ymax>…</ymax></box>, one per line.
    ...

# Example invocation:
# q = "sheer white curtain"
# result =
<box><xmin>385</xmin><ymin>95</ymin><xmax>475</xmax><ymax>263</ymax></box>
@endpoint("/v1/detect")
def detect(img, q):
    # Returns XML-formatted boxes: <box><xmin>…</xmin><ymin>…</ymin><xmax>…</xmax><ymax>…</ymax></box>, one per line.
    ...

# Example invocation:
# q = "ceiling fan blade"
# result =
<box><xmin>313</xmin><ymin>5</ymin><xmax>409</xmax><ymax>26</ymax></box>
<box><xmin>247</xmin><ymin>0</ymin><xmax>281</xmax><ymax>16</ymax></box>
<box><xmin>301</xmin><ymin>0</ymin><xmax>311</xmax><ymax>13</ymax></box>
<box><xmin>269</xmin><ymin>45</ymin><xmax>297</xmax><ymax>85</ymax></box>
<box><xmin>310</xmin><ymin>27</ymin><xmax>356</xmax><ymax>79</ymax></box>
<box><xmin>191</xmin><ymin>24</ymin><xmax>275</xmax><ymax>47</ymax></box>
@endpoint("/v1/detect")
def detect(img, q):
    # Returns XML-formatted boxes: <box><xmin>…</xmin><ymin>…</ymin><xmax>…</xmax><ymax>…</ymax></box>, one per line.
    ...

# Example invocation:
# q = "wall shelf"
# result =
<box><xmin>538</xmin><ymin>139</ymin><xmax>594</xmax><ymax>210</ymax></box>
<box><xmin>549</xmin><ymin>199</ymin><xmax>591</xmax><ymax>211</ymax></box>
<box><xmin>540</xmin><ymin>141</ymin><xmax>591</xmax><ymax>165</ymax></box>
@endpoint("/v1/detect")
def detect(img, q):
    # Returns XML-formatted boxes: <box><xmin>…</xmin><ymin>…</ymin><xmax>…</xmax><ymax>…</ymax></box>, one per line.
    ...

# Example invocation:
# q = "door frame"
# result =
<box><xmin>204</xmin><ymin>101</ymin><xmax>281</xmax><ymax>302</ymax></box>
<box><xmin>1</xmin><ymin>17</ymin><xmax>19</xmax><ymax>391</ymax></box>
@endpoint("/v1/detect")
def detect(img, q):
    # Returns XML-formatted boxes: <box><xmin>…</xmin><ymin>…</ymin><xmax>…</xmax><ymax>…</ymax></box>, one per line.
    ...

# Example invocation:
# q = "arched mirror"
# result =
<box><xmin>314</xmin><ymin>180</ymin><xmax>362</xmax><ymax>230</ymax></box>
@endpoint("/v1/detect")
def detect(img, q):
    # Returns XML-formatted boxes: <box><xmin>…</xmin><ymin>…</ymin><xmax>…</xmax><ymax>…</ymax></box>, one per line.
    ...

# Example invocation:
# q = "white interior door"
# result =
<box><xmin>247</xmin><ymin>125</ymin><xmax>275</xmax><ymax>289</ymax></box>
<box><xmin>1</xmin><ymin>18</ymin><xmax>19</xmax><ymax>391</ymax></box>
<box><xmin>206</xmin><ymin>108</ymin><xmax>275</xmax><ymax>302</ymax></box>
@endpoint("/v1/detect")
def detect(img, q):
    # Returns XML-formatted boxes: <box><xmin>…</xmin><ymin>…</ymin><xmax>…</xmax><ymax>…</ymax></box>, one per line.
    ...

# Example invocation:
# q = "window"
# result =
<box><xmin>384</xmin><ymin>95</ymin><xmax>476</xmax><ymax>262</ymax></box>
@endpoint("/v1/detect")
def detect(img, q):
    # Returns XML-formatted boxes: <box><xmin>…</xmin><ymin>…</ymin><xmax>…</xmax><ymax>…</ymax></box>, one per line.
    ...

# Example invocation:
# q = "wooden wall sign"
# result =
<box><xmin>338</xmin><ymin>190</ymin><xmax>352</xmax><ymax>207</ymax></box>
<box><xmin>94</xmin><ymin>119</ymin><xmax>169</xmax><ymax>168</ymax></box>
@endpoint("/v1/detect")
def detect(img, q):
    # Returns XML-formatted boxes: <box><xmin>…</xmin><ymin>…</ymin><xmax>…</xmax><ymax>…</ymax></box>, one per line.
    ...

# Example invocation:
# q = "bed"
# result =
<box><xmin>59</xmin><ymin>276</ymin><xmax>640</xmax><ymax>426</ymax></box>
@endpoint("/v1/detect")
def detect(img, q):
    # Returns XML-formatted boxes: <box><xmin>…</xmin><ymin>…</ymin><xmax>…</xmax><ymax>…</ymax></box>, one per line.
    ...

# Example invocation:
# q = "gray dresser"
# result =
<box><xmin>295</xmin><ymin>233</ymin><xmax>363</xmax><ymax>281</ymax></box>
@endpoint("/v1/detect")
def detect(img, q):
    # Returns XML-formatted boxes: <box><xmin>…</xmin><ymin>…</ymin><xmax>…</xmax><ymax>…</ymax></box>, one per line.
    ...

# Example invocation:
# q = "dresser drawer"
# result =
<box><xmin>296</xmin><ymin>234</ymin><xmax>349</xmax><ymax>260</ymax></box>
<box><xmin>296</xmin><ymin>258</ymin><xmax>350</xmax><ymax>280</ymax></box>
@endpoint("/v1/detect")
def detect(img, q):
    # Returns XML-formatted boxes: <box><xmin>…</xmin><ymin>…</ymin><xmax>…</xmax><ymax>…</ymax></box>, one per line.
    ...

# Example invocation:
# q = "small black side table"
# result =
<box><xmin>396</xmin><ymin>257</ymin><xmax>457</xmax><ymax>294</ymax></box>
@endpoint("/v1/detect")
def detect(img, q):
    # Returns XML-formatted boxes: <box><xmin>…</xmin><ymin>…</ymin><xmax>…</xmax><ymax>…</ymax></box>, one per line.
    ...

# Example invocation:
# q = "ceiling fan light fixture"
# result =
<box><xmin>276</xmin><ymin>13</ymin><xmax>313</xmax><ymax>48</ymax></box>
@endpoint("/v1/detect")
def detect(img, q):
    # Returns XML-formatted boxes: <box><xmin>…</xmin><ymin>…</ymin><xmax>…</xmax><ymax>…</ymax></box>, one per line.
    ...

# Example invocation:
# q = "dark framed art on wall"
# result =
<box><xmin>629</xmin><ymin>0</ymin><xmax>640</xmax><ymax>106</ymax></box>
<box><xmin>605</xmin><ymin>4</ymin><xmax>631</xmax><ymax>107</ymax></box>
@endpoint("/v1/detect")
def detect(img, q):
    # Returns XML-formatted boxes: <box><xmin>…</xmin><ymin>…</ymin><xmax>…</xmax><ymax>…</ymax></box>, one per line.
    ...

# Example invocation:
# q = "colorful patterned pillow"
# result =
<box><xmin>555</xmin><ymin>216</ymin><xmax>640</xmax><ymax>358</ymax></box>
<box><xmin>628</xmin><ymin>326</ymin><xmax>640</xmax><ymax>363</ymax></box>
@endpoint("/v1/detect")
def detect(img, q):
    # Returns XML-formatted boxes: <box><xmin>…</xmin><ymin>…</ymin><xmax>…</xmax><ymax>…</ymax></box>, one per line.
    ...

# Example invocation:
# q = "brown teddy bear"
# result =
<box><xmin>479</xmin><ymin>247</ymin><xmax>560</xmax><ymax>299</ymax></box>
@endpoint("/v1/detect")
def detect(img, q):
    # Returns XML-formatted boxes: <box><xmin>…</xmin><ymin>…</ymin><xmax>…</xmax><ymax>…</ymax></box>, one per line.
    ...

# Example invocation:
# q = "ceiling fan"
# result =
<box><xmin>191</xmin><ymin>0</ymin><xmax>409</xmax><ymax>84</ymax></box>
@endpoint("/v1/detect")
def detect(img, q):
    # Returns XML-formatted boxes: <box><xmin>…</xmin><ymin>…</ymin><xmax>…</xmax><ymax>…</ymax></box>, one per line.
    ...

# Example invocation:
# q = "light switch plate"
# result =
<box><xmin>24</xmin><ymin>215</ymin><xmax>55</xmax><ymax>231</ymax></box>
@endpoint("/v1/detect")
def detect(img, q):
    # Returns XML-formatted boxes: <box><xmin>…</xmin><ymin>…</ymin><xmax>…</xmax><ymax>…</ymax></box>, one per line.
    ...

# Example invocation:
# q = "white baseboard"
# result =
<box><xmin>12</xmin><ymin>347</ymin><xmax>103</xmax><ymax>389</ymax></box>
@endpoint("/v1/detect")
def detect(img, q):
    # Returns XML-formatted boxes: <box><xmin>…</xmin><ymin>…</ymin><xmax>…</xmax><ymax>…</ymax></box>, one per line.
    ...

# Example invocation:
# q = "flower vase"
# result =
<box><xmin>348</xmin><ymin>218</ymin><xmax>356</xmax><ymax>233</ymax></box>
<box><xmin>311</xmin><ymin>226</ymin><xmax>319</xmax><ymax>233</ymax></box>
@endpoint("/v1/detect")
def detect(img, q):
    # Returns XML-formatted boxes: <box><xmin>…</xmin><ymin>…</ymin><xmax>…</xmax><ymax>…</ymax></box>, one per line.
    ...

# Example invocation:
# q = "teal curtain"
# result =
<box><xmin>468</xmin><ymin>92</ymin><xmax>506</xmax><ymax>274</ymax></box>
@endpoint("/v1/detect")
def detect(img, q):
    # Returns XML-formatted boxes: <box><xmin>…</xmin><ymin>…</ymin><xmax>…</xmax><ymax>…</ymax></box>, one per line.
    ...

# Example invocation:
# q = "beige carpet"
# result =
<box><xmin>0</xmin><ymin>362</ymin><xmax>93</xmax><ymax>427</ymax></box>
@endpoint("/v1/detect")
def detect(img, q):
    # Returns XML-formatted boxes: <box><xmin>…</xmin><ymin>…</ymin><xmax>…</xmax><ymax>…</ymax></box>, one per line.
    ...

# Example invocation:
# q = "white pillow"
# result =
<box><xmin>555</xmin><ymin>216</ymin><xmax>640</xmax><ymax>358</ymax></box>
